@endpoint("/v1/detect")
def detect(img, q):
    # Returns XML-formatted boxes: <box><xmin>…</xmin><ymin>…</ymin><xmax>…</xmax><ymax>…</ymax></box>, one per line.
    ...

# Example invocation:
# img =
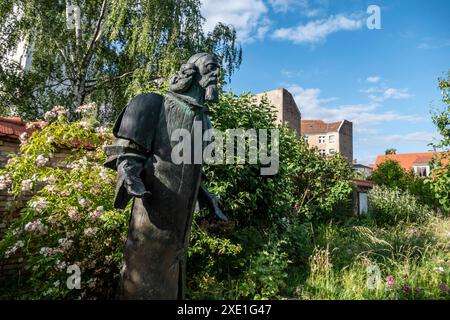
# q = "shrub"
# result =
<box><xmin>368</xmin><ymin>186</ymin><xmax>434</xmax><ymax>226</ymax></box>
<box><xmin>0</xmin><ymin>105</ymin><xmax>128</xmax><ymax>299</ymax></box>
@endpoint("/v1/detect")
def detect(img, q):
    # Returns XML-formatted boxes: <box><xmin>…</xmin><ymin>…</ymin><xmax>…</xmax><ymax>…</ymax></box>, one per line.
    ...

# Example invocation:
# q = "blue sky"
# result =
<box><xmin>201</xmin><ymin>0</ymin><xmax>450</xmax><ymax>165</ymax></box>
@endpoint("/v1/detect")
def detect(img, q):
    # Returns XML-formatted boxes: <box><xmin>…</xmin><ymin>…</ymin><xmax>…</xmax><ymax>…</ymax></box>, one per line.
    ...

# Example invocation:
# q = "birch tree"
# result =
<box><xmin>0</xmin><ymin>0</ymin><xmax>241</xmax><ymax>120</ymax></box>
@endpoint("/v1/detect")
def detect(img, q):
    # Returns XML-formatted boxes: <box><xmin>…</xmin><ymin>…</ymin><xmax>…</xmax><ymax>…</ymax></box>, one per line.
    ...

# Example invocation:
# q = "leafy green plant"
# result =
<box><xmin>426</xmin><ymin>71</ymin><xmax>450</xmax><ymax>213</ymax></box>
<box><xmin>368</xmin><ymin>186</ymin><xmax>434</xmax><ymax>226</ymax></box>
<box><xmin>0</xmin><ymin>105</ymin><xmax>128</xmax><ymax>299</ymax></box>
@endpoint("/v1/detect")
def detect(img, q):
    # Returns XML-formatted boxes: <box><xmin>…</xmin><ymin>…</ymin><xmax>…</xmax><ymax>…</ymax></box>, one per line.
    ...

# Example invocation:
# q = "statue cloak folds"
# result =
<box><xmin>104</xmin><ymin>91</ymin><xmax>213</xmax><ymax>299</ymax></box>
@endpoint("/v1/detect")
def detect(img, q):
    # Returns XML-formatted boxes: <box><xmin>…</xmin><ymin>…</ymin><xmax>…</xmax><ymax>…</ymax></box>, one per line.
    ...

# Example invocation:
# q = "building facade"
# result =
<box><xmin>255</xmin><ymin>88</ymin><xmax>302</xmax><ymax>136</ymax></box>
<box><xmin>301</xmin><ymin>120</ymin><xmax>353</xmax><ymax>163</ymax></box>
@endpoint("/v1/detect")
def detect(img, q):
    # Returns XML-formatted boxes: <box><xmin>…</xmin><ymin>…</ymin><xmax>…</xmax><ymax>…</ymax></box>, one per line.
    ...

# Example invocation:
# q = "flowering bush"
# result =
<box><xmin>0</xmin><ymin>104</ymin><xmax>129</xmax><ymax>299</ymax></box>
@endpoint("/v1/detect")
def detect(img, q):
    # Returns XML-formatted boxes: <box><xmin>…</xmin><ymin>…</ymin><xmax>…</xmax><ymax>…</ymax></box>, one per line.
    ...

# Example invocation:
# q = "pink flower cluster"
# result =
<box><xmin>0</xmin><ymin>174</ymin><xmax>12</xmax><ymax>190</ymax></box>
<box><xmin>24</xmin><ymin>219</ymin><xmax>48</xmax><ymax>235</ymax></box>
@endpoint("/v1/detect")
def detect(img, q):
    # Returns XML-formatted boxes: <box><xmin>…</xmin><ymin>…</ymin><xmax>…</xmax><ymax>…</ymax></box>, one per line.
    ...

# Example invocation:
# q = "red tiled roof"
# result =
<box><xmin>374</xmin><ymin>152</ymin><xmax>440</xmax><ymax>171</ymax></box>
<box><xmin>301</xmin><ymin>120</ymin><xmax>344</xmax><ymax>134</ymax></box>
<box><xmin>0</xmin><ymin>117</ymin><xmax>45</xmax><ymax>139</ymax></box>
<box><xmin>353</xmin><ymin>179</ymin><xmax>376</xmax><ymax>189</ymax></box>
<box><xmin>0</xmin><ymin>117</ymin><xmax>96</xmax><ymax>150</ymax></box>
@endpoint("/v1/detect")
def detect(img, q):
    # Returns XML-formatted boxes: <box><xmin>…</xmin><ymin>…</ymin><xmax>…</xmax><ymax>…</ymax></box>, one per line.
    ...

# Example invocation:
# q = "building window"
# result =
<box><xmin>319</xmin><ymin>136</ymin><xmax>325</xmax><ymax>143</ymax></box>
<box><xmin>329</xmin><ymin>135</ymin><xmax>335</xmax><ymax>143</ymax></box>
<box><xmin>414</xmin><ymin>166</ymin><xmax>429</xmax><ymax>177</ymax></box>
<box><xmin>329</xmin><ymin>149</ymin><xmax>335</xmax><ymax>155</ymax></box>
<box><xmin>302</xmin><ymin>135</ymin><xmax>308</xmax><ymax>143</ymax></box>
<box><xmin>319</xmin><ymin>149</ymin><xmax>326</xmax><ymax>156</ymax></box>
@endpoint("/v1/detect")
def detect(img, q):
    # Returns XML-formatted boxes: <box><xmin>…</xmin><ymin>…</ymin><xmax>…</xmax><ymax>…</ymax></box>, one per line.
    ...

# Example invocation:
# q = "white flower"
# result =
<box><xmin>79</xmin><ymin>121</ymin><xmax>91</xmax><ymax>130</ymax></box>
<box><xmin>58</xmin><ymin>238</ymin><xmax>73</xmax><ymax>252</ymax></box>
<box><xmin>76</xmin><ymin>102</ymin><xmax>96</xmax><ymax>114</ymax></box>
<box><xmin>42</xmin><ymin>175</ymin><xmax>57</xmax><ymax>184</ymax></box>
<box><xmin>84</xmin><ymin>227</ymin><xmax>97</xmax><ymax>237</ymax></box>
<box><xmin>53</xmin><ymin>280</ymin><xmax>60</xmax><ymax>287</ymax></box>
<box><xmin>51</xmin><ymin>106</ymin><xmax>66</xmax><ymax>117</ymax></box>
<box><xmin>95</xmin><ymin>126</ymin><xmax>109</xmax><ymax>136</ymax></box>
<box><xmin>4</xmin><ymin>240</ymin><xmax>25</xmax><ymax>258</ymax></box>
<box><xmin>30</xmin><ymin>198</ymin><xmax>49</xmax><ymax>212</ymax></box>
<box><xmin>44</xmin><ymin>184</ymin><xmax>56</xmax><ymax>193</ymax></box>
<box><xmin>67</xmin><ymin>207</ymin><xmax>81</xmax><ymax>221</ymax></box>
<box><xmin>89</xmin><ymin>206</ymin><xmax>104</xmax><ymax>219</ymax></box>
<box><xmin>26</xmin><ymin>122</ymin><xmax>38</xmax><ymax>130</ymax></box>
<box><xmin>47</xmin><ymin>215</ymin><xmax>58</xmax><ymax>225</ymax></box>
<box><xmin>43</xmin><ymin>106</ymin><xmax>66</xmax><ymax>122</ymax></box>
<box><xmin>78</xmin><ymin>198</ymin><xmax>89</xmax><ymax>208</ymax></box>
<box><xmin>43</xmin><ymin>110</ymin><xmax>56</xmax><ymax>122</ymax></box>
<box><xmin>39</xmin><ymin>247</ymin><xmax>51</xmax><ymax>256</ymax></box>
<box><xmin>19</xmin><ymin>132</ymin><xmax>29</xmax><ymax>142</ymax></box>
<box><xmin>20</xmin><ymin>179</ymin><xmax>33</xmax><ymax>191</ymax></box>
<box><xmin>99</xmin><ymin>168</ymin><xmax>109</xmax><ymax>180</ymax></box>
<box><xmin>43</xmin><ymin>289</ymin><xmax>52</xmax><ymax>296</ymax></box>
<box><xmin>35</xmin><ymin>155</ymin><xmax>49</xmax><ymax>167</ymax></box>
<box><xmin>435</xmin><ymin>266</ymin><xmax>445</xmax><ymax>273</ymax></box>
<box><xmin>0</xmin><ymin>174</ymin><xmax>12</xmax><ymax>190</ymax></box>
<box><xmin>55</xmin><ymin>260</ymin><xmax>67</xmax><ymax>271</ymax></box>
<box><xmin>24</xmin><ymin>219</ymin><xmax>48</xmax><ymax>235</ymax></box>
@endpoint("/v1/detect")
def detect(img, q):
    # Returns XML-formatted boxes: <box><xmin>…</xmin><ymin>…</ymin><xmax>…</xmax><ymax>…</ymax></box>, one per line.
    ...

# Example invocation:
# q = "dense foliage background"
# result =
<box><xmin>1</xmin><ymin>89</ymin><xmax>448</xmax><ymax>300</ymax></box>
<box><xmin>0</xmin><ymin>0</ymin><xmax>241</xmax><ymax>121</ymax></box>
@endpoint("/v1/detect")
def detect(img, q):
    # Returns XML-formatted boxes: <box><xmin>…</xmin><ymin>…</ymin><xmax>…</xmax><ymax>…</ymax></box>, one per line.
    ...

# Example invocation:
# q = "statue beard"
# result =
<box><xmin>204</xmin><ymin>84</ymin><xmax>218</xmax><ymax>103</ymax></box>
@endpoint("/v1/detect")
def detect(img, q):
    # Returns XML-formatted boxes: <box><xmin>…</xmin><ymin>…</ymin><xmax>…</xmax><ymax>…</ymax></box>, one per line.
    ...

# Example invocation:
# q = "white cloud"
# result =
<box><xmin>200</xmin><ymin>0</ymin><xmax>269</xmax><ymax>42</ymax></box>
<box><xmin>272</xmin><ymin>14</ymin><xmax>363</xmax><ymax>44</ymax></box>
<box><xmin>288</xmin><ymin>84</ymin><xmax>422</xmax><ymax>127</ymax></box>
<box><xmin>281</xmin><ymin>69</ymin><xmax>302</xmax><ymax>78</ymax></box>
<box><xmin>268</xmin><ymin>0</ymin><xmax>308</xmax><ymax>13</ymax></box>
<box><xmin>368</xmin><ymin>88</ymin><xmax>412</xmax><ymax>102</ymax></box>
<box><xmin>382</xmin><ymin>132</ymin><xmax>441</xmax><ymax>144</ymax></box>
<box><xmin>417</xmin><ymin>38</ymin><xmax>450</xmax><ymax>50</ymax></box>
<box><xmin>268</xmin><ymin>0</ymin><xmax>326</xmax><ymax>17</ymax></box>
<box><xmin>366</xmin><ymin>76</ymin><xmax>381</xmax><ymax>83</ymax></box>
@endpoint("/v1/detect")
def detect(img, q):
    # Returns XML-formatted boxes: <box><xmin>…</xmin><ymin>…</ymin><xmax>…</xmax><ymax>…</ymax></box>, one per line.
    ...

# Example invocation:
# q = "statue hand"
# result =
<box><xmin>124</xmin><ymin>176</ymin><xmax>152</xmax><ymax>199</ymax></box>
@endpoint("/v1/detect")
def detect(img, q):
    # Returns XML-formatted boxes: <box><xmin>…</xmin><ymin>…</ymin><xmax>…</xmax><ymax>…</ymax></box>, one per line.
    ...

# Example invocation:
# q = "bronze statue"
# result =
<box><xmin>104</xmin><ymin>53</ymin><xmax>225</xmax><ymax>299</ymax></box>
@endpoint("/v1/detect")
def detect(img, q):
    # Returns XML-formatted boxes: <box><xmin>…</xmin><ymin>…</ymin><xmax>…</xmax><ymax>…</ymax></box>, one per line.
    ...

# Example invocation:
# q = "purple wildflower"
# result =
<box><xmin>386</xmin><ymin>276</ymin><xmax>395</xmax><ymax>287</ymax></box>
<box><xmin>439</xmin><ymin>283</ymin><xmax>449</xmax><ymax>294</ymax></box>
<box><xmin>402</xmin><ymin>285</ymin><xmax>411</xmax><ymax>294</ymax></box>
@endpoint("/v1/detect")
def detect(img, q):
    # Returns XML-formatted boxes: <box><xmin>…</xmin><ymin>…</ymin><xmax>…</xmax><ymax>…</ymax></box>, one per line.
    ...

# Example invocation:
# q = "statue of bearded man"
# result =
<box><xmin>104</xmin><ymin>53</ymin><xmax>225</xmax><ymax>299</ymax></box>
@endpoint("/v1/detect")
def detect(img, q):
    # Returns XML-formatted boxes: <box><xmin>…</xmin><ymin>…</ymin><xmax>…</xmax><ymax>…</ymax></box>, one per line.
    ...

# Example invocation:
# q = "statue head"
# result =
<box><xmin>169</xmin><ymin>53</ymin><xmax>220</xmax><ymax>103</ymax></box>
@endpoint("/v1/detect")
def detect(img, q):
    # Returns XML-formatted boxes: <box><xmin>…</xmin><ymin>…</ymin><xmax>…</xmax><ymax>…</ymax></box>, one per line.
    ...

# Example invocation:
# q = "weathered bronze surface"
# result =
<box><xmin>104</xmin><ymin>53</ymin><xmax>224</xmax><ymax>299</ymax></box>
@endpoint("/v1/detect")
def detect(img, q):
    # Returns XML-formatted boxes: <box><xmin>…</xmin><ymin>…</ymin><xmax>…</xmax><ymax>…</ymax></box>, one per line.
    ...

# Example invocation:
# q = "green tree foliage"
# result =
<box><xmin>0</xmin><ymin>93</ymin><xmax>353</xmax><ymax>300</ymax></box>
<box><xmin>385</xmin><ymin>148</ymin><xmax>397</xmax><ymax>155</ymax></box>
<box><xmin>427</xmin><ymin>71</ymin><xmax>450</xmax><ymax>213</ymax></box>
<box><xmin>187</xmin><ymin>93</ymin><xmax>353</xmax><ymax>299</ymax></box>
<box><xmin>370</xmin><ymin>159</ymin><xmax>438</xmax><ymax>208</ymax></box>
<box><xmin>0</xmin><ymin>0</ymin><xmax>241</xmax><ymax>120</ymax></box>
<box><xmin>370</xmin><ymin>159</ymin><xmax>410</xmax><ymax>189</ymax></box>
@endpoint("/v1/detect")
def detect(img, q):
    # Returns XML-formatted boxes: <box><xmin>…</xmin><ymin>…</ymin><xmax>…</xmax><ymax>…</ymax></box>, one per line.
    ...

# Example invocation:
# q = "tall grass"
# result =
<box><xmin>291</xmin><ymin>216</ymin><xmax>450</xmax><ymax>300</ymax></box>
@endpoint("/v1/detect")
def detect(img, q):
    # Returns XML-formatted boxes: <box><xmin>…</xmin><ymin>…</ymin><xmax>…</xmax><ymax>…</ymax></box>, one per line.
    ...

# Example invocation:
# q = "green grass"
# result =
<box><xmin>286</xmin><ymin>215</ymin><xmax>450</xmax><ymax>300</ymax></box>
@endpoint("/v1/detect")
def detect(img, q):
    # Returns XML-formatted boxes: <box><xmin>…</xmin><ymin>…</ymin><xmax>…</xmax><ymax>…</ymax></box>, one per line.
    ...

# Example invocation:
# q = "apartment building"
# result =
<box><xmin>255</xmin><ymin>88</ymin><xmax>302</xmax><ymax>136</ymax></box>
<box><xmin>301</xmin><ymin>120</ymin><xmax>353</xmax><ymax>163</ymax></box>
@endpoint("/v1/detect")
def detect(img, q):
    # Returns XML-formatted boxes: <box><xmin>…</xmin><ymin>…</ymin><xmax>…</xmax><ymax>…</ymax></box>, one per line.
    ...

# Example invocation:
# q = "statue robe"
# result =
<box><xmin>104</xmin><ymin>91</ymin><xmax>212</xmax><ymax>299</ymax></box>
